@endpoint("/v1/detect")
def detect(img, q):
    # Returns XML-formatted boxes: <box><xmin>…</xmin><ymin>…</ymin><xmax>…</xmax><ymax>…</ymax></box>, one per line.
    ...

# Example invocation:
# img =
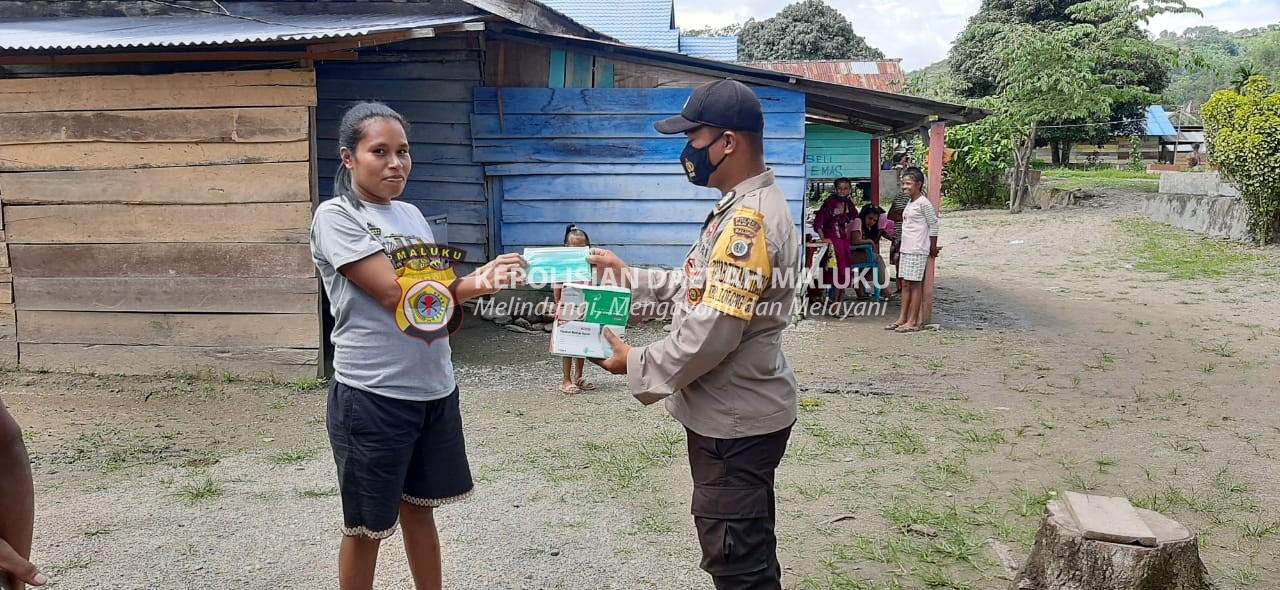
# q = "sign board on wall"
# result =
<box><xmin>805</xmin><ymin>124</ymin><xmax>873</xmax><ymax>180</ymax></box>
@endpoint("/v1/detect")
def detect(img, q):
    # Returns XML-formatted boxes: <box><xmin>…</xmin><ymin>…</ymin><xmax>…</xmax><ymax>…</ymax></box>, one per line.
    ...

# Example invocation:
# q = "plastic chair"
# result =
<box><xmin>848</xmin><ymin>244</ymin><xmax>882</xmax><ymax>302</ymax></box>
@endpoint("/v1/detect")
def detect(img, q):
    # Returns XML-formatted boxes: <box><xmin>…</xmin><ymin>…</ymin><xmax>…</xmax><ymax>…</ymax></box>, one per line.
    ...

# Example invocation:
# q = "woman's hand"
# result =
<box><xmin>475</xmin><ymin>253</ymin><xmax>528</xmax><ymax>294</ymax></box>
<box><xmin>586</xmin><ymin>248</ymin><xmax>630</xmax><ymax>287</ymax></box>
<box><xmin>1</xmin><ymin>537</ymin><xmax>46</xmax><ymax>588</ymax></box>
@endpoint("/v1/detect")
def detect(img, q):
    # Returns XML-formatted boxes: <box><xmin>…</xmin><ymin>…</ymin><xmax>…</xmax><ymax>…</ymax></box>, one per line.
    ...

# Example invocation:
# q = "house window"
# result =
<box><xmin>550</xmin><ymin>50</ymin><xmax>615</xmax><ymax>88</ymax></box>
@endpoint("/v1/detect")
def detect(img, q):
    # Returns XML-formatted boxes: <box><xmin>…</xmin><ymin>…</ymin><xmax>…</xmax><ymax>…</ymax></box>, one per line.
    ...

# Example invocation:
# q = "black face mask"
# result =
<box><xmin>680</xmin><ymin>132</ymin><xmax>728</xmax><ymax>187</ymax></box>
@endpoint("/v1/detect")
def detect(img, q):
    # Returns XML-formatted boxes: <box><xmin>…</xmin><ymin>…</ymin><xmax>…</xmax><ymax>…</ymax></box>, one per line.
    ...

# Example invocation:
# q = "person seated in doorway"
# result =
<box><xmin>815</xmin><ymin>193</ymin><xmax>854</xmax><ymax>312</ymax></box>
<box><xmin>847</xmin><ymin>206</ymin><xmax>888</xmax><ymax>299</ymax></box>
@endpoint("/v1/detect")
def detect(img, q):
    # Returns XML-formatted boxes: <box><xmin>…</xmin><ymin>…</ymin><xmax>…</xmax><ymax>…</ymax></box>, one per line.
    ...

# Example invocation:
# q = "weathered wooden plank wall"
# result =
<box><xmin>0</xmin><ymin>68</ymin><xmax>319</xmax><ymax>377</ymax></box>
<box><xmin>472</xmin><ymin>87</ymin><xmax>807</xmax><ymax>267</ymax></box>
<box><xmin>316</xmin><ymin>37</ymin><xmax>488</xmax><ymax>267</ymax></box>
<box><xmin>806</xmin><ymin>124</ymin><xmax>873</xmax><ymax>180</ymax></box>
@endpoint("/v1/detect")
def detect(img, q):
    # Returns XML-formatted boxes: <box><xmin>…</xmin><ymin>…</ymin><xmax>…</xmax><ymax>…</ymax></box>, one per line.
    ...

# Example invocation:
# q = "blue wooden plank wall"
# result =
<box><xmin>805</xmin><ymin>124</ymin><xmax>873</xmax><ymax>180</ymax></box>
<box><xmin>316</xmin><ymin>38</ymin><xmax>487</xmax><ymax>268</ymax></box>
<box><xmin>472</xmin><ymin>87</ymin><xmax>807</xmax><ymax>268</ymax></box>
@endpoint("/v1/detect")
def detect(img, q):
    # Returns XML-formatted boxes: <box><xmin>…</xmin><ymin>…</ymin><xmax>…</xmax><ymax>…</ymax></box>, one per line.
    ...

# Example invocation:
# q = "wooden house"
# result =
<box><xmin>0</xmin><ymin>0</ymin><xmax>984</xmax><ymax>378</ymax></box>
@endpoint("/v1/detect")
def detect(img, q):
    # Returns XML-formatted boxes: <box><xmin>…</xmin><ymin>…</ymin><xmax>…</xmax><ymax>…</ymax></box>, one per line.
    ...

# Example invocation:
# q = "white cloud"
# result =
<box><xmin>677</xmin><ymin>0</ymin><xmax>1278</xmax><ymax>71</ymax></box>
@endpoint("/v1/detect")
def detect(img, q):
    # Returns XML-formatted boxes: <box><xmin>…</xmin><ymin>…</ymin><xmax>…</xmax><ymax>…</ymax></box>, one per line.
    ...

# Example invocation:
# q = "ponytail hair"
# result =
<box><xmin>333</xmin><ymin>102</ymin><xmax>411</xmax><ymax>208</ymax></box>
<box><xmin>564</xmin><ymin>224</ymin><xmax>591</xmax><ymax>246</ymax></box>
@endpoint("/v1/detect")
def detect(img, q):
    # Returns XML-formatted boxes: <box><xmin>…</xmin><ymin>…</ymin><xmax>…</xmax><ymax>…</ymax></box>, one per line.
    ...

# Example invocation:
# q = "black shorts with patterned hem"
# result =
<box><xmin>328</xmin><ymin>380</ymin><xmax>474</xmax><ymax>539</ymax></box>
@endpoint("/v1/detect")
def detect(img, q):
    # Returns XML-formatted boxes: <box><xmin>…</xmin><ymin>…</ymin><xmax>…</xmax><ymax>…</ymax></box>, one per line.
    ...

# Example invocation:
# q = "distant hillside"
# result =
<box><xmin>904</xmin><ymin>58</ymin><xmax>958</xmax><ymax>100</ymax></box>
<box><xmin>1157</xmin><ymin>24</ymin><xmax>1280</xmax><ymax>111</ymax></box>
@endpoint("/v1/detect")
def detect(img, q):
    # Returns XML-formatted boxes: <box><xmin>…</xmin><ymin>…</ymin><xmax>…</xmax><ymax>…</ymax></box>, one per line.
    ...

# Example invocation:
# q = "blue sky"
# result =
<box><xmin>675</xmin><ymin>0</ymin><xmax>1280</xmax><ymax>70</ymax></box>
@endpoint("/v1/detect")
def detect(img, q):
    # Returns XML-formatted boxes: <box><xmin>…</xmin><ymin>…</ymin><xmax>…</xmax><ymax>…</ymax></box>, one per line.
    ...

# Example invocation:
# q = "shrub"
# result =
<box><xmin>1202</xmin><ymin>76</ymin><xmax>1280</xmax><ymax>244</ymax></box>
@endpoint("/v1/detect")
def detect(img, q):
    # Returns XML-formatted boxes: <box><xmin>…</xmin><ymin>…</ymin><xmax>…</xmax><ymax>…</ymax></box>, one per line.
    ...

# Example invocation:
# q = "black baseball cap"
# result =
<box><xmin>655</xmin><ymin>79</ymin><xmax>765</xmax><ymax>135</ymax></box>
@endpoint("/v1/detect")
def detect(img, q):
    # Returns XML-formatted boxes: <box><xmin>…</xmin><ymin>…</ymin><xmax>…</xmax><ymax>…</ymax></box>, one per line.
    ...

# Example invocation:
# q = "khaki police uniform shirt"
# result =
<box><xmin>625</xmin><ymin>169</ymin><xmax>800</xmax><ymax>440</ymax></box>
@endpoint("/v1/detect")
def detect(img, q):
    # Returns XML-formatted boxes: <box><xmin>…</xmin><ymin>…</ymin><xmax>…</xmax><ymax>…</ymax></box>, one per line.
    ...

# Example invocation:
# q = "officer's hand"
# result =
<box><xmin>591</xmin><ymin>330</ymin><xmax>631</xmax><ymax>375</ymax></box>
<box><xmin>0</xmin><ymin>536</ymin><xmax>46</xmax><ymax>588</ymax></box>
<box><xmin>586</xmin><ymin>248</ymin><xmax>630</xmax><ymax>288</ymax></box>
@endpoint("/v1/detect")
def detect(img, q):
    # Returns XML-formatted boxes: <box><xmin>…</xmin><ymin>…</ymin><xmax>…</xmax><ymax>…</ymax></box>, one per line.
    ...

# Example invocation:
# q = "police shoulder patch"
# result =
<box><xmin>702</xmin><ymin>207</ymin><xmax>771</xmax><ymax>321</ymax></box>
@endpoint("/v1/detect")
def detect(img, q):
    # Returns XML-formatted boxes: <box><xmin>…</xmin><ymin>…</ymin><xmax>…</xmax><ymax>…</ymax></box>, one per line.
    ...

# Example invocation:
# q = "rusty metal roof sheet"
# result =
<box><xmin>739</xmin><ymin>60</ymin><xmax>907</xmax><ymax>93</ymax></box>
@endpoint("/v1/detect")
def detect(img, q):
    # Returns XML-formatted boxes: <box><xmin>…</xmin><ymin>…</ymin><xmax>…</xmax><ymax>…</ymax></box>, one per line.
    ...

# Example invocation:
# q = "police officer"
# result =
<box><xmin>590</xmin><ymin>79</ymin><xmax>800</xmax><ymax>590</ymax></box>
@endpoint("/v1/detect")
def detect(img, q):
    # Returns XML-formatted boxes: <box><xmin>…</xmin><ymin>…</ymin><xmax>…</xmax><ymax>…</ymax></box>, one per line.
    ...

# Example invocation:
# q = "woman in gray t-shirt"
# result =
<box><xmin>310</xmin><ymin>103</ymin><xmax>526</xmax><ymax>589</ymax></box>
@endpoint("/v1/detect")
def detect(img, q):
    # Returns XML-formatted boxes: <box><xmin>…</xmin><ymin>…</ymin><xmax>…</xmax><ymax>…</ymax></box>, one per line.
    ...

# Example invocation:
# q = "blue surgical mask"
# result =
<box><xmin>680</xmin><ymin>132</ymin><xmax>727</xmax><ymax>187</ymax></box>
<box><xmin>523</xmin><ymin>247</ymin><xmax>592</xmax><ymax>287</ymax></box>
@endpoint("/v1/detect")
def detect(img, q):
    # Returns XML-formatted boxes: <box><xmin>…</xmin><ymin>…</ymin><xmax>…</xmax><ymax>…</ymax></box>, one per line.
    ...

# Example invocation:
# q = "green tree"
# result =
<box><xmin>1238</xmin><ymin>30</ymin><xmax>1280</xmax><ymax>79</ymax></box>
<box><xmin>737</xmin><ymin>0</ymin><xmax>883</xmax><ymax>61</ymax></box>
<box><xmin>940</xmin><ymin>97</ymin><xmax>1017</xmax><ymax>207</ymax></box>
<box><xmin>1202</xmin><ymin>76</ymin><xmax>1280</xmax><ymax>243</ymax></box>
<box><xmin>951</xmin><ymin>0</ymin><xmax>1198</xmax><ymax>165</ymax></box>
<box><xmin>680</xmin><ymin>24</ymin><xmax>742</xmax><ymax>37</ymax></box>
<box><xmin>996</xmin><ymin>22</ymin><xmax>1114</xmax><ymax>211</ymax></box>
<box><xmin>950</xmin><ymin>0</ymin><xmax>1081</xmax><ymax>98</ymax></box>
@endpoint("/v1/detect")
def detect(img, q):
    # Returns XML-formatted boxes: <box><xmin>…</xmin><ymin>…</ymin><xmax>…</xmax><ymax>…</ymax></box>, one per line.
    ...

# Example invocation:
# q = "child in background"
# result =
<box><xmin>887</xmin><ymin>168</ymin><xmax>941</xmax><ymax>333</ymax></box>
<box><xmin>557</xmin><ymin>224</ymin><xmax>595</xmax><ymax>395</ymax></box>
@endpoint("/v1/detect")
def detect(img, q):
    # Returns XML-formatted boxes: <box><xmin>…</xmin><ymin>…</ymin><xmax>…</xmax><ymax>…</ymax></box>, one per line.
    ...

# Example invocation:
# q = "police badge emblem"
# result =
<box><xmin>387</xmin><ymin>243</ymin><xmax>468</xmax><ymax>344</ymax></box>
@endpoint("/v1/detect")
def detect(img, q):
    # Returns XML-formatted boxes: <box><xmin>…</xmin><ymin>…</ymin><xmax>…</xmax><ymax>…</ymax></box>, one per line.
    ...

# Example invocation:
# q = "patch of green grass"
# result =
<box><xmin>177</xmin><ymin>476</ymin><xmax>223</xmax><ymax>504</ymax></box>
<box><xmin>1011</xmin><ymin>484</ymin><xmax>1054</xmax><ymax>518</ymax></box>
<box><xmin>1065</xmin><ymin>472</ymin><xmax>1100</xmax><ymax>492</ymax></box>
<box><xmin>875</xmin><ymin>424</ymin><xmax>927</xmax><ymax>455</ymax></box>
<box><xmin>1238</xmin><ymin>518</ymin><xmax>1280</xmax><ymax>539</ymax></box>
<box><xmin>1117</xmin><ymin>219</ymin><xmax>1263</xmax><ymax>279</ymax></box>
<box><xmin>916</xmin><ymin>565</ymin><xmax>973</xmax><ymax>589</ymax></box>
<box><xmin>804</xmin><ymin>421</ymin><xmax>865</xmax><ymax>450</ymax></box>
<box><xmin>298</xmin><ymin>487</ymin><xmax>339</xmax><ymax>499</ymax></box>
<box><xmin>1095</xmin><ymin>456</ymin><xmax>1118</xmax><ymax>473</ymax></box>
<box><xmin>268</xmin><ymin>400</ymin><xmax>296</xmax><ymax>410</ymax></box>
<box><xmin>938</xmin><ymin>405</ymin><xmax>988</xmax><ymax>424</ymax></box>
<box><xmin>1083</xmin><ymin>351</ymin><xmax>1117</xmax><ymax>371</ymax></box>
<box><xmin>1212</xmin><ymin>468</ymin><xmax>1250</xmax><ymax>496</ymax></box>
<box><xmin>920</xmin><ymin>458</ymin><xmax>974</xmax><ymax>491</ymax></box>
<box><xmin>797</xmin><ymin>482</ymin><xmax>834</xmax><ymax>501</ymax></box>
<box><xmin>270</xmin><ymin>447</ymin><xmax>320</xmax><ymax>466</ymax></box>
<box><xmin>269</xmin><ymin>374</ymin><xmax>329</xmax><ymax>392</ymax></box>
<box><xmin>1042</xmin><ymin>166</ymin><xmax>1160</xmax><ymax>181</ymax></box>
<box><xmin>954</xmin><ymin>427</ymin><xmax>1006</xmax><ymax>445</ymax></box>
<box><xmin>585</xmin><ymin>441</ymin><xmax>658</xmax><ymax>493</ymax></box>
<box><xmin>1201</xmin><ymin>342</ymin><xmax>1237</xmax><ymax>358</ymax></box>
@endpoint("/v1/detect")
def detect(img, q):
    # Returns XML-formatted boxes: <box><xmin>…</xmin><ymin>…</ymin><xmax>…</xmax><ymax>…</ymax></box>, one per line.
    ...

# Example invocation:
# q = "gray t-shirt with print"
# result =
<box><xmin>310</xmin><ymin>197</ymin><xmax>456</xmax><ymax>401</ymax></box>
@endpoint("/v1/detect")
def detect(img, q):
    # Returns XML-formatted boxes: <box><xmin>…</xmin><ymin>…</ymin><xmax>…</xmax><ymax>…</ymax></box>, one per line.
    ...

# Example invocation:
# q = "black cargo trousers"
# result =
<box><xmin>685</xmin><ymin>423</ymin><xmax>794</xmax><ymax>590</ymax></box>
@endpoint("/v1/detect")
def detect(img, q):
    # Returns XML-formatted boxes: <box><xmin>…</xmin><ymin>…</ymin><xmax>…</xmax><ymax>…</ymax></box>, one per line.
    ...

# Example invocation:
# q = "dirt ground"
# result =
<box><xmin>4</xmin><ymin>191</ymin><xmax>1278</xmax><ymax>590</ymax></box>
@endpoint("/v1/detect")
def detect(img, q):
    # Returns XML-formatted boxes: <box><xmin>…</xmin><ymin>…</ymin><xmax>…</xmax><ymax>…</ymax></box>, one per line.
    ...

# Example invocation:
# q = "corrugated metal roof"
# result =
<box><xmin>0</xmin><ymin>13</ymin><xmax>485</xmax><ymax>51</ymax></box>
<box><xmin>739</xmin><ymin>60</ymin><xmax>907</xmax><ymax>93</ymax></box>
<box><xmin>678</xmin><ymin>36</ymin><xmax>737</xmax><ymax>62</ymax></box>
<box><xmin>538</xmin><ymin>0</ymin><xmax>678</xmax><ymax>52</ymax></box>
<box><xmin>1145</xmin><ymin>105</ymin><xmax>1177</xmax><ymax>137</ymax></box>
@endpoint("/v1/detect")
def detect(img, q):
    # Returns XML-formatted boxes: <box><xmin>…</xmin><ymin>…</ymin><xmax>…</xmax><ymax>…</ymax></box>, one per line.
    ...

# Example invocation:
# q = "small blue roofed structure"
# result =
<box><xmin>540</xmin><ymin>0</ymin><xmax>738</xmax><ymax>61</ymax></box>
<box><xmin>1145</xmin><ymin>105</ymin><xmax>1177</xmax><ymax>137</ymax></box>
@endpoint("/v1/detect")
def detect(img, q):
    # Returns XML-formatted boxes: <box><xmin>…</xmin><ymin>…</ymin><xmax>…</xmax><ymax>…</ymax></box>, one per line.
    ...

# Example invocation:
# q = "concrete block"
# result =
<box><xmin>1158</xmin><ymin>172</ymin><xmax>1240</xmax><ymax>197</ymax></box>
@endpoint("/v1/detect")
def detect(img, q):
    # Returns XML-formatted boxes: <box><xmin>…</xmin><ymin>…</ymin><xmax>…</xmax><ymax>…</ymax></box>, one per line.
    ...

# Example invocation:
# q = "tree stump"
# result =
<box><xmin>1011</xmin><ymin>493</ymin><xmax>1214</xmax><ymax>590</ymax></box>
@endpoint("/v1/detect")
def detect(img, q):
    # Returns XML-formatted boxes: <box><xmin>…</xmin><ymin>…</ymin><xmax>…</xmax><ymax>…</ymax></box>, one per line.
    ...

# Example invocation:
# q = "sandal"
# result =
<box><xmin>576</xmin><ymin>378</ymin><xmax>596</xmax><ymax>391</ymax></box>
<box><xmin>559</xmin><ymin>383</ymin><xmax>581</xmax><ymax>395</ymax></box>
<box><xmin>885</xmin><ymin>322</ymin><xmax>903</xmax><ymax>330</ymax></box>
<box><xmin>894</xmin><ymin>325</ymin><xmax>920</xmax><ymax>333</ymax></box>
